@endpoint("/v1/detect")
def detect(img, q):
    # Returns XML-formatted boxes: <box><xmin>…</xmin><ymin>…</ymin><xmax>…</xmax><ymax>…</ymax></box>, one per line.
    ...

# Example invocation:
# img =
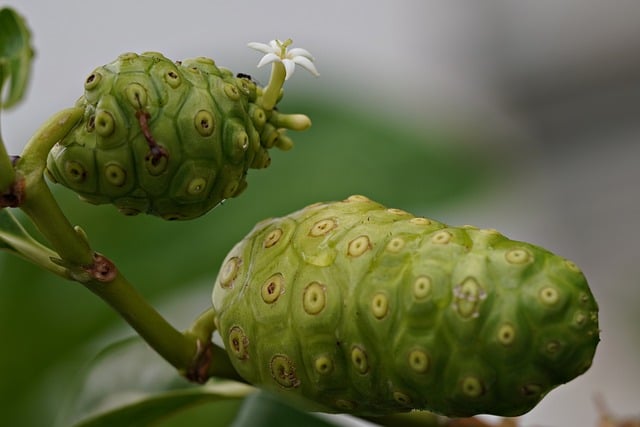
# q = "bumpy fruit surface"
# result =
<box><xmin>46</xmin><ymin>52</ymin><xmax>305</xmax><ymax>219</ymax></box>
<box><xmin>212</xmin><ymin>195</ymin><xmax>599</xmax><ymax>417</ymax></box>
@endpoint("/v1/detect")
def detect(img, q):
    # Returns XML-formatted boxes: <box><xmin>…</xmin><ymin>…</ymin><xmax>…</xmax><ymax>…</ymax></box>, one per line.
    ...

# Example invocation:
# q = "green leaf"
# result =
<box><xmin>72</xmin><ymin>387</ymin><xmax>249</xmax><ymax>427</ymax></box>
<box><xmin>0</xmin><ymin>208</ymin><xmax>65</xmax><ymax>276</ymax></box>
<box><xmin>61</xmin><ymin>335</ymin><xmax>254</xmax><ymax>427</ymax></box>
<box><xmin>154</xmin><ymin>400</ymin><xmax>245</xmax><ymax>427</ymax></box>
<box><xmin>230</xmin><ymin>391</ymin><xmax>339</xmax><ymax>427</ymax></box>
<box><xmin>0</xmin><ymin>208</ymin><xmax>39</xmax><ymax>251</ymax></box>
<box><xmin>0</xmin><ymin>208</ymin><xmax>18</xmax><ymax>250</ymax></box>
<box><xmin>0</xmin><ymin>7</ymin><xmax>34</xmax><ymax>109</ymax></box>
<box><xmin>231</xmin><ymin>392</ymin><xmax>447</xmax><ymax>427</ymax></box>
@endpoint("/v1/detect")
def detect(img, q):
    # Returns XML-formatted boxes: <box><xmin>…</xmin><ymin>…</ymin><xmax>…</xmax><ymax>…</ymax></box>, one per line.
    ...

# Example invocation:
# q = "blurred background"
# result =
<box><xmin>1</xmin><ymin>1</ymin><xmax>639</xmax><ymax>426</ymax></box>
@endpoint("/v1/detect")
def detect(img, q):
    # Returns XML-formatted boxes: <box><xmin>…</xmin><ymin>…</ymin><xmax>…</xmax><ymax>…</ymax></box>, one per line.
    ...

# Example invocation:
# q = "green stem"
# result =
<box><xmin>19</xmin><ymin>183</ymin><xmax>221</xmax><ymax>379</ymax></box>
<box><xmin>16</xmin><ymin>107</ymin><xmax>93</xmax><ymax>265</ymax></box>
<box><xmin>18</xmin><ymin>107</ymin><xmax>83</xmax><ymax>179</ymax></box>
<box><xmin>0</xmin><ymin>122</ymin><xmax>16</xmax><ymax>193</ymax></box>
<box><xmin>260</xmin><ymin>61</ymin><xmax>286</xmax><ymax>112</ymax></box>
<box><xmin>20</xmin><ymin>177</ymin><xmax>93</xmax><ymax>266</ymax></box>
<box><xmin>188</xmin><ymin>307</ymin><xmax>218</xmax><ymax>341</ymax></box>
<box><xmin>208</xmin><ymin>343</ymin><xmax>245</xmax><ymax>382</ymax></box>
<box><xmin>87</xmin><ymin>271</ymin><xmax>198</xmax><ymax>373</ymax></box>
<box><xmin>188</xmin><ymin>307</ymin><xmax>245</xmax><ymax>382</ymax></box>
<box><xmin>0</xmin><ymin>210</ymin><xmax>68</xmax><ymax>278</ymax></box>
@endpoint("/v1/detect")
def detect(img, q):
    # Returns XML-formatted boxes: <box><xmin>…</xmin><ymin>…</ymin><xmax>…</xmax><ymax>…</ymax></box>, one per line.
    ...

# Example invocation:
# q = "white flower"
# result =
<box><xmin>248</xmin><ymin>39</ymin><xmax>319</xmax><ymax>80</ymax></box>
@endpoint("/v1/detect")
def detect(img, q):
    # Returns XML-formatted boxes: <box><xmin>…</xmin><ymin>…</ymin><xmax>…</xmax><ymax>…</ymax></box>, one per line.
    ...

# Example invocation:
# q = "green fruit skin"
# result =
<box><xmin>45</xmin><ymin>52</ymin><xmax>282</xmax><ymax>220</ymax></box>
<box><xmin>212</xmin><ymin>195</ymin><xmax>599</xmax><ymax>417</ymax></box>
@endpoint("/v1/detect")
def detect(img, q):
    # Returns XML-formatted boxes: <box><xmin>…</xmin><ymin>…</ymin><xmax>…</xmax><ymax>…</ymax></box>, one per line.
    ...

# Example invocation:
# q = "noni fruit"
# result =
<box><xmin>45</xmin><ymin>52</ymin><xmax>308</xmax><ymax>220</ymax></box>
<box><xmin>212</xmin><ymin>195</ymin><xmax>599</xmax><ymax>417</ymax></box>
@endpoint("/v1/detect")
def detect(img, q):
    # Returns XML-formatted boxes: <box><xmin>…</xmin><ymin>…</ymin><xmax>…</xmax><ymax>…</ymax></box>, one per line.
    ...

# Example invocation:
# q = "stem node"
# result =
<box><xmin>185</xmin><ymin>339</ymin><xmax>214</xmax><ymax>384</ymax></box>
<box><xmin>0</xmin><ymin>175</ymin><xmax>25</xmax><ymax>208</ymax></box>
<box><xmin>85</xmin><ymin>253</ymin><xmax>118</xmax><ymax>283</ymax></box>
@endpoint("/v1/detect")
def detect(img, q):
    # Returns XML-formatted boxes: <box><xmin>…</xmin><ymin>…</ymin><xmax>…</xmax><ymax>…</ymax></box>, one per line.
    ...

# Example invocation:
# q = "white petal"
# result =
<box><xmin>269</xmin><ymin>40</ymin><xmax>281</xmax><ymax>50</ymax></box>
<box><xmin>288</xmin><ymin>47</ymin><xmax>315</xmax><ymax>60</ymax></box>
<box><xmin>247</xmin><ymin>42</ymin><xmax>275</xmax><ymax>54</ymax></box>
<box><xmin>282</xmin><ymin>59</ymin><xmax>296</xmax><ymax>80</ymax></box>
<box><xmin>256</xmin><ymin>53</ymin><xmax>281</xmax><ymax>68</ymax></box>
<box><xmin>292</xmin><ymin>56</ymin><xmax>319</xmax><ymax>77</ymax></box>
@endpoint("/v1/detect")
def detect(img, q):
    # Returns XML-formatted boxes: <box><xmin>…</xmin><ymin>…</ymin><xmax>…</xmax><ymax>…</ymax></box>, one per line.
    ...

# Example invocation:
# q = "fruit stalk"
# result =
<box><xmin>0</xmin><ymin>125</ymin><xmax>15</xmax><ymax>195</ymax></box>
<box><xmin>16</xmin><ymin>107</ymin><xmax>93</xmax><ymax>265</ymax></box>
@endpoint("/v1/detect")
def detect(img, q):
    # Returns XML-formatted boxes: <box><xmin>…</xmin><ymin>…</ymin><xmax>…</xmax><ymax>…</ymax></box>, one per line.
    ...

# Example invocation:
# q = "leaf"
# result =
<box><xmin>0</xmin><ymin>208</ymin><xmax>40</xmax><ymax>252</ymax></box>
<box><xmin>60</xmin><ymin>335</ymin><xmax>254</xmax><ymax>427</ymax></box>
<box><xmin>0</xmin><ymin>208</ymin><xmax>19</xmax><ymax>250</ymax></box>
<box><xmin>230</xmin><ymin>391</ymin><xmax>340</xmax><ymax>427</ymax></box>
<box><xmin>0</xmin><ymin>7</ymin><xmax>34</xmax><ymax>109</ymax></box>
<box><xmin>72</xmin><ymin>386</ymin><xmax>250</xmax><ymax>427</ymax></box>
<box><xmin>0</xmin><ymin>208</ymin><xmax>65</xmax><ymax>276</ymax></box>
<box><xmin>153</xmin><ymin>399</ymin><xmax>245</xmax><ymax>427</ymax></box>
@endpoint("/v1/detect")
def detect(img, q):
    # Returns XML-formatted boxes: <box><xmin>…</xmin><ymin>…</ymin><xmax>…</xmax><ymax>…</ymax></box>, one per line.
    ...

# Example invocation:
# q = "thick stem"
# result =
<box><xmin>208</xmin><ymin>343</ymin><xmax>245</xmax><ymax>382</ymax></box>
<box><xmin>18</xmin><ymin>174</ymin><xmax>224</xmax><ymax>381</ymax></box>
<box><xmin>0</xmin><ymin>123</ymin><xmax>16</xmax><ymax>193</ymax></box>
<box><xmin>19</xmin><ymin>107</ymin><xmax>84</xmax><ymax>178</ymax></box>
<box><xmin>16</xmin><ymin>107</ymin><xmax>92</xmax><ymax>265</ymax></box>
<box><xmin>89</xmin><ymin>278</ymin><xmax>242</xmax><ymax>382</ymax></box>
<box><xmin>260</xmin><ymin>61</ymin><xmax>286</xmax><ymax>112</ymax></box>
<box><xmin>20</xmin><ymin>178</ymin><xmax>93</xmax><ymax>266</ymax></box>
<box><xmin>187</xmin><ymin>307</ymin><xmax>245</xmax><ymax>383</ymax></box>
<box><xmin>86</xmin><ymin>271</ymin><xmax>198</xmax><ymax>373</ymax></box>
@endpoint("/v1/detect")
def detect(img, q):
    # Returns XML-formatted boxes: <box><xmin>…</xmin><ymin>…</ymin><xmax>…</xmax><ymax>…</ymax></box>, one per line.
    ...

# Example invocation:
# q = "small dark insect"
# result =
<box><xmin>236</xmin><ymin>72</ymin><xmax>253</xmax><ymax>80</ymax></box>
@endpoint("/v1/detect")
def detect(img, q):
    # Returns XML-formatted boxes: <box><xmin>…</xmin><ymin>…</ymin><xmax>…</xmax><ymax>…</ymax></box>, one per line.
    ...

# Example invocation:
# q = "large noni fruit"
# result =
<box><xmin>212</xmin><ymin>195</ymin><xmax>599</xmax><ymax>417</ymax></box>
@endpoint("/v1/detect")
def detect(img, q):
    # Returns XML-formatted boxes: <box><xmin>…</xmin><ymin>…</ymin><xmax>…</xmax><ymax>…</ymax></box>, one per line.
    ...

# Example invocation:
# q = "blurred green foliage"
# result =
<box><xmin>0</xmin><ymin>7</ymin><xmax>34</xmax><ymax>109</ymax></box>
<box><xmin>0</xmin><ymin>98</ymin><xmax>497</xmax><ymax>426</ymax></box>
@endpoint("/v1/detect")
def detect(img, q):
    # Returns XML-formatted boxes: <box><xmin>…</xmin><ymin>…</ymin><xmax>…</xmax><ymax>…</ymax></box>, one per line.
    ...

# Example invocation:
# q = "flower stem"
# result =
<box><xmin>260</xmin><ymin>61</ymin><xmax>286</xmax><ymax>112</ymax></box>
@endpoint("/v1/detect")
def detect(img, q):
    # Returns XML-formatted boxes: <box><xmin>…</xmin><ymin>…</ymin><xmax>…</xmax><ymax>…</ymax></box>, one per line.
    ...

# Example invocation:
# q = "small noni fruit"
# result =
<box><xmin>46</xmin><ymin>52</ymin><xmax>308</xmax><ymax>220</ymax></box>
